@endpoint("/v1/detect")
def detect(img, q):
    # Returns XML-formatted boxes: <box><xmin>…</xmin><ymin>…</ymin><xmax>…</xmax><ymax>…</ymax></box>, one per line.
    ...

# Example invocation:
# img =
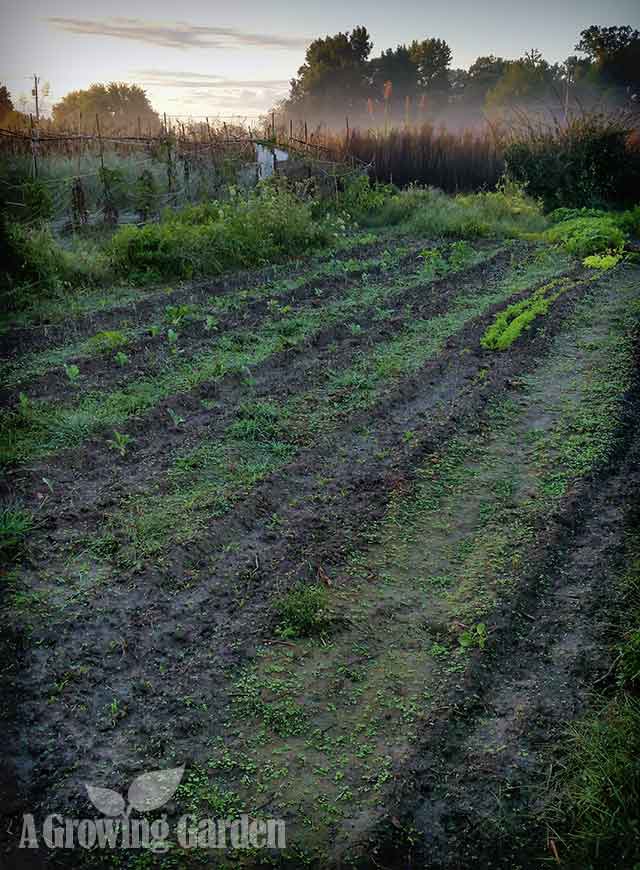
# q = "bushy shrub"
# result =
<box><xmin>403</xmin><ymin>183</ymin><xmax>546</xmax><ymax>238</ymax></box>
<box><xmin>545</xmin><ymin>216</ymin><xmax>625</xmax><ymax>258</ymax></box>
<box><xmin>0</xmin><ymin>218</ymin><xmax>108</xmax><ymax>315</ymax></box>
<box><xmin>110</xmin><ymin>184</ymin><xmax>339</xmax><ymax>280</ymax></box>
<box><xmin>505</xmin><ymin>115</ymin><xmax>640</xmax><ymax>210</ymax></box>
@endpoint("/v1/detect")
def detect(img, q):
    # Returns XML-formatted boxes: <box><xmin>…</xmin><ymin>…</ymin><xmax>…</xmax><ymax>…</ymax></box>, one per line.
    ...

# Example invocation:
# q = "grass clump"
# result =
<box><xmin>85</xmin><ymin>330</ymin><xmax>129</xmax><ymax>354</ymax></box>
<box><xmin>275</xmin><ymin>584</ymin><xmax>331</xmax><ymax>639</ymax></box>
<box><xmin>0</xmin><ymin>506</ymin><xmax>34</xmax><ymax>559</ymax></box>
<box><xmin>334</xmin><ymin>177</ymin><xmax>547</xmax><ymax>238</ymax></box>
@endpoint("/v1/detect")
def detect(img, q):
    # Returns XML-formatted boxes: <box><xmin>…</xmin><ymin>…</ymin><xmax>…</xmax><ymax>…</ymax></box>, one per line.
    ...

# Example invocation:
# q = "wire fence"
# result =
<box><xmin>0</xmin><ymin>119</ymin><xmax>364</xmax><ymax>230</ymax></box>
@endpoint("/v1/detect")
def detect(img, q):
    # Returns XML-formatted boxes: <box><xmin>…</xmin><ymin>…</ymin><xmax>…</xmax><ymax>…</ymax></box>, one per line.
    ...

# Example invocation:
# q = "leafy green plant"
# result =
<box><xmin>583</xmin><ymin>252</ymin><xmax>622</xmax><ymax>269</ymax></box>
<box><xmin>164</xmin><ymin>304</ymin><xmax>193</xmax><ymax>326</ymax></box>
<box><xmin>106</xmin><ymin>430</ymin><xmax>133</xmax><ymax>457</ymax></box>
<box><xmin>114</xmin><ymin>351</ymin><xmax>129</xmax><ymax>366</ymax></box>
<box><xmin>64</xmin><ymin>364</ymin><xmax>80</xmax><ymax>382</ymax></box>
<box><xmin>167</xmin><ymin>408</ymin><xmax>185</xmax><ymax>428</ymax></box>
<box><xmin>458</xmin><ymin>622</ymin><xmax>488</xmax><ymax>650</ymax></box>
<box><xmin>545</xmin><ymin>216</ymin><xmax>626</xmax><ymax>258</ymax></box>
<box><xmin>481</xmin><ymin>278</ymin><xmax>573</xmax><ymax>351</ymax></box>
<box><xmin>275</xmin><ymin>584</ymin><xmax>330</xmax><ymax>638</ymax></box>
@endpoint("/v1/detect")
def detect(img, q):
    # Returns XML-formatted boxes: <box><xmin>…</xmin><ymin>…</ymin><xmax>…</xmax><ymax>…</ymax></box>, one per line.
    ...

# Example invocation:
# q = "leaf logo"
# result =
<box><xmin>85</xmin><ymin>767</ymin><xmax>184</xmax><ymax>817</ymax></box>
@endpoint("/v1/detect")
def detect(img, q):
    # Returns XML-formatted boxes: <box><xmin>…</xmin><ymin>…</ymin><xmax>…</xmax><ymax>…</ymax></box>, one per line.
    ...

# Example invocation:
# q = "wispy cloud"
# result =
<box><xmin>47</xmin><ymin>16</ymin><xmax>308</xmax><ymax>51</ymax></box>
<box><xmin>137</xmin><ymin>70</ymin><xmax>290</xmax><ymax>90</ymax></box>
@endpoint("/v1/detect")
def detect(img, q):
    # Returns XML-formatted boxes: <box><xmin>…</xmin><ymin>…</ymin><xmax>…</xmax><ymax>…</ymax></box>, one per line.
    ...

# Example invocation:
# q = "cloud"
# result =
<box><xmin>134</xmin><ymin>70</ymin><xmax>289</xmax><ymax>115</ymax></box>
<box><xmin>138</xmin><ymin>72</ymin><xmax>290</xmax><ymax>91</ymax></box>
<box><xmin>47</xmin><ymin>16</ymin><xmax>308</xmax><ymax>51</ymax></box>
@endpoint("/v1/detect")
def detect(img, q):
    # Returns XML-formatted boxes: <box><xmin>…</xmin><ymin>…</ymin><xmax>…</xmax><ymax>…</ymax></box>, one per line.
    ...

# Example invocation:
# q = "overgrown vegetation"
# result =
<box><xmin>505</xmin><ymin>114</ymin><xmax>640</xmax><ymax>210</ymax></box>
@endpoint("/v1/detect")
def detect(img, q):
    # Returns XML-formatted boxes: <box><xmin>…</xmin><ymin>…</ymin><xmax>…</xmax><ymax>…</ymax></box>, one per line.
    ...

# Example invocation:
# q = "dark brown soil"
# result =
<box><xmin>1</xmin><ymin>242</ymin><xmax>638</xmax><ymax>870</ymax></box>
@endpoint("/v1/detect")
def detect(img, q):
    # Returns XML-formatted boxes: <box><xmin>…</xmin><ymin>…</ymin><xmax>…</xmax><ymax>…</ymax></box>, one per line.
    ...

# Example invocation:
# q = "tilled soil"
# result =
<box><xmin>1</xmin><ymin>238</ymin><xmax>639</xmax><ymax>870</ymax></box>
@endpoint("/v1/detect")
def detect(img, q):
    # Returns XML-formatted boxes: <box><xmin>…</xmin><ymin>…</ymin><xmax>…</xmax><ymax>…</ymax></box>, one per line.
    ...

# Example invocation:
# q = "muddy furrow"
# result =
<box><xmin>0</xmin><ymin>241</ymin><xmax>437</xmax><ymax>402</ymax></box>
<box><xmin>374</xmin><ymin>344</ymin><xmax>640</xmax><ymax>870</ymax></box>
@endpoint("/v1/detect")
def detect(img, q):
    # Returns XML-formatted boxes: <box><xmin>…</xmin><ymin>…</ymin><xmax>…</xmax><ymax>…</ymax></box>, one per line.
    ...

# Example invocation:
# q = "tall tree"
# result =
<box><xmin>0</xmin><ymin>84</ymin><xmax>14</xmax><ymax>121</ymax></box>
<box><xmin>576</xmin><ymin>25</ymin><xmax>640</xmax><ymax>92</ymax></box>
<box><xmin>288</xmin><ymin>27</ymin><xmax>373</xmax><ymax>114</ymax></box>
<box><xmin>409</xmin><ymin>38</ymin><xmax>452</xmax><ymax>95</ymax></box>
<box><xmin>485</xmin><ymin>51</ymin><xmax>562</xmax><ymax>108</ymax></box>
<box><xmin>52</xmin><ymin>83</ymin><xmax>159</xmax><ymax>130</ymax></box>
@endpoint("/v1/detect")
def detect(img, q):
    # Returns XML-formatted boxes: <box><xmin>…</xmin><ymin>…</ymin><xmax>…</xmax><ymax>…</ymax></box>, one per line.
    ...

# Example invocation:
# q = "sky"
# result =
<box><xmin>2</xmin><ymin>0</ymin><xmax>640</xmax><ymax>119</ymax></box>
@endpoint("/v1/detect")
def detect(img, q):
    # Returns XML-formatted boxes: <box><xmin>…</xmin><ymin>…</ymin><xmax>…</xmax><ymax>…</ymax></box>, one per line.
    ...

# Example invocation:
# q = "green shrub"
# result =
<box><xmin>275</xmin><ymin>584</ymin><xmax>330</xmax><ymax>638</ymax></box>
<box><xmin>109</xmin><ymin>184</ymin><xmax>338</xmax><ymax>280</ymax></box>
<box><xmin>545</xmin><ymin>216</ymin><xmax>625</xmax><ymax>258</ymax></box>
<box><xmin>505</xmin><ymin>115</ymin><xmax>640</xmax><ymax>210</ymax></box>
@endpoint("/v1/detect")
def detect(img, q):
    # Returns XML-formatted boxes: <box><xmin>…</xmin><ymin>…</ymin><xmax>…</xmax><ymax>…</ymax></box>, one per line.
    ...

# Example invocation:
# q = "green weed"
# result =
<box><xmin>275</xmin><ymin>584</ymin><xmax>331</xmax><ymax>639</ymax></box>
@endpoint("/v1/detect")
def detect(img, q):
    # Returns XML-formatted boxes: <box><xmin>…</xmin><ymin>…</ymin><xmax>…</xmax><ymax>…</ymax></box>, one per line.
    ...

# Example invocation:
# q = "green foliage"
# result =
<box><xmin>0</xmin><ymin>506</ymin><xmax>33</xmax><ymax>558</ymax></box>
<box><xmin>64</xmin><ymin>364</ymin><xmax>80</xmax><ymax>381</ymax></box>
<box><xmin>275</xmin><ymin>584</ymin><xmax>331</xmax><ymax>638</ymax></box>
<box><xmin>505</xmin><ymin>116</ymin><xmax>640</xmax><ymax>209</ymax></box>
<box><xmin>545</xmin><ymin>216</ymin><xmax>625</xmax><ymax>258</ymax></box>
<box><xmin>109</xmin><ymin>184</ymin><xmax>338</xmax><ymax>281</ymax></box>
<box><xmin>0</xmin><ymin>218</ymin><xmax>108</xmax><ymax>315</ymax></box>
<box><xmin>583</xmin><ymin>252</ymin><xmax>622</xmax><ymax>269</ymax></box>
<box><xmin>458</xmin><ymin>622</ymin><xmax>488</xmax><ymax>650</ymax></box>
<box><xmin>133</xmin><ymin>168</ymin><xmax>157</xmax><ymax>222</ymax></box>
<box><xmin>481</xmin><ymin>278</ymin><xmax>571</xmax><ymax>351</ymax></box>
<box><xmin>106</xmin><ymin>430</ymin><xmax>133</xmax><ymax>457</ymax></box>
<box><xmin>22</xmin><ymin>181</ymin><xmax>54</xmax><ymax>223</ymax></box>
<box><xmin>85</xmin><ymin>330</ymin><xmax>129</xmax><ymax>354</ymax></box>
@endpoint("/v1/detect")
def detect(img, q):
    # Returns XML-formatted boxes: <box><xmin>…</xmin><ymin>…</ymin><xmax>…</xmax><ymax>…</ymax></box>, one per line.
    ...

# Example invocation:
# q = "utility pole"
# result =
<box><xmin>32</xmin><ymin>74</ymin><xmax>40</xmax><ymax>122</ymax></box>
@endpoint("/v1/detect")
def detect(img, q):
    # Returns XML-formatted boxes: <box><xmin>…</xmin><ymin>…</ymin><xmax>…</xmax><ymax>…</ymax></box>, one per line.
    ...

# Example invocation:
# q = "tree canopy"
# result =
<box><xmin>52</xmin><ymin>83</ymin><xmax>160</xmax><ymax>131</ymax></box>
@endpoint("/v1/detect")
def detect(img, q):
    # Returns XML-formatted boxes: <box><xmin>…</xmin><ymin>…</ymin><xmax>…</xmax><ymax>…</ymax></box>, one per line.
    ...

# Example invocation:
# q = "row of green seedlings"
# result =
<box><xmin>3</xmin><ymin>244</ymin><xmax>414</xmax><ymax>389</ymax></box>
<box><xmin>480</xmin><ymin>275</ymin><xmax>580</xmax><ymax>351</ymax></box>
<box><xmin>3</xmin><ymin>242</ymin><xmax>484</xmax><ymax>463</ymax></box>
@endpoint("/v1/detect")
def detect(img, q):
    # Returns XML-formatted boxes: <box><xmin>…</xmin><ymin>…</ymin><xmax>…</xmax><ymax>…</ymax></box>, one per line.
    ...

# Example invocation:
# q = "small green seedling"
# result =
<box><xmin>167</xmin><ymin>328</ymin><xmax>179</xmax><ymax>345</ymax></box>
<box><xmin>458</xmin><ymin>622</ymin><xmax>488</xmax><ymax>651</ymax></box>
<box><xmin>107</xmin><ymin>431</ymin><xmax>133</xmax><ymax>458</ymax></box>
<box><xmin>165</xmin><ymin>304</ymin><xmax>193</xmax><ymax>326</ymax></box>
<box><xmin>115</xmin><ymin>351</ymin><xmax>129</xmax><ymax>366</ymax></box>
<box><xmin>64</xmin><ymin>364</ymin><xmax>80</xmax><ymax>382</ymax></box>
<box><xmin>204</xmin><ymin>315</ymin><xmax>218</xmax><ymax>332</ymax></box>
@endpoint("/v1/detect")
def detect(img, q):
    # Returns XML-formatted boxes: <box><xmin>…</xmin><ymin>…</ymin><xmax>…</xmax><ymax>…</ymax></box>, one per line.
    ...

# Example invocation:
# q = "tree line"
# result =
<box><xmin>0</xmin><ymin>24</ymin><xmax>638</xmax><ymax>134</ymax></box>
<box><xmin>281</xmin><ymin>24</ymin><xmax>640</xmax><ymax>125</ymax></box>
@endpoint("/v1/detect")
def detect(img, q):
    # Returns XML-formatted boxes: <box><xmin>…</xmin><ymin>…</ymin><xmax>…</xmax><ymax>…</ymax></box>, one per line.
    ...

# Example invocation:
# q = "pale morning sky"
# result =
<box><xmin>2</xmin><ymin>0</ymin><xmax>639</xmax><ymax>119</ymax></box>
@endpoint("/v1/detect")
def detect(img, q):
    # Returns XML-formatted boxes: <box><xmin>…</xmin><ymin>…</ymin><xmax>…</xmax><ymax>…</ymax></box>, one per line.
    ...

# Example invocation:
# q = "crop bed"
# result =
<box><xmin>1</xmin><ymin>233</ymin><xmax>639</xmax><ymax>868</ymax></box>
